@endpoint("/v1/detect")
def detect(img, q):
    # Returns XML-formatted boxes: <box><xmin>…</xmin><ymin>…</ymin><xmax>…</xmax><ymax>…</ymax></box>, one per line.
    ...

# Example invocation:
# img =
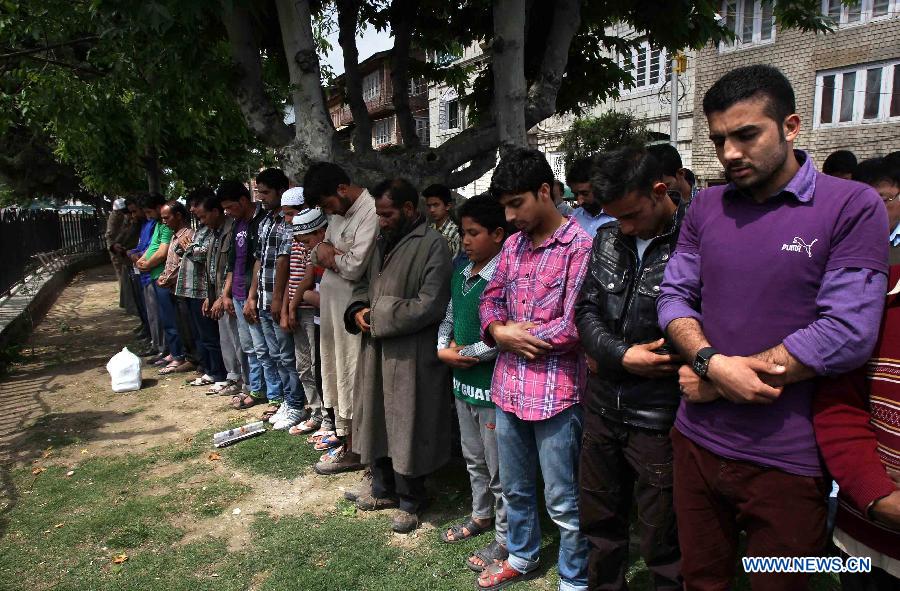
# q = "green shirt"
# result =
<box><xmin>145</xmin><ymin>222</ymin><xmax>173</xmax><ymax>280</ymax></box>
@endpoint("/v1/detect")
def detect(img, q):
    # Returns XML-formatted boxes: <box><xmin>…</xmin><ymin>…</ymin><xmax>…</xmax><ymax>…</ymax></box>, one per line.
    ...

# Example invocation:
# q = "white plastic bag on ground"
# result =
<box><xmin>106</xmin><ymin>347</ymin><xmax>142</xmax><ymax>392</ymax></box>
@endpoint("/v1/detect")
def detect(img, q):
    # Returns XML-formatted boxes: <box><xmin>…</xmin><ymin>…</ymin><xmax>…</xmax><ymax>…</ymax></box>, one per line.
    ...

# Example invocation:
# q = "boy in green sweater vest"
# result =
<box><xmin>437</xmin><ymin>194</ymin><xmax>511</xmax><ymax>572</ymax></box>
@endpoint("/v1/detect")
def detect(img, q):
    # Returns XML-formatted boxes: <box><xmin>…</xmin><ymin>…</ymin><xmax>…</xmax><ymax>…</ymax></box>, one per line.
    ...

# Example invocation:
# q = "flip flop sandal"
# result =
<box><xmin>188</xmin><ymin>376</ymin><xmax>215</xmax><ymax>386</ymax></box>
<box><xmin>314</xmin><ymin>433</ymin><xmax>342</xmax><ymax>452</ymax></box>
<box><xmin>306</xmin><ymin>430</ymin><xmax>334</xmax><ymax>444</ymax></box>
<box><xmin>441</xmin><ymin>517</ymin><xmax>493</xmax><ymax>544</ymax></box>
<box><xmin>260</xmin><ymin>404</ymin><xmax>280</xmax><ymax>420</ymax></box>
<box><xmin>466</xmin><ymin>540</ymin><xmax>509</xmax><ymax>573</ymax></box>
<box><xmin>159</xmin><ymin>360</ymin><xmax>184</xmax><ymax>374</ymax></box>
<box><xmin>289</xmin><ymin>418</ymin><xmax>322</xmax><ymax>436</ymax></box>
<box><xmin>319</xmin><ymin>445</ymin><xmax>343</xmax><ymax>463</ymax></box>
<box><xmin>230</xmin><ymin>394</ymin><xmax>259</xmax><ymax>410</ymax></box>
<box><xmin>153</xmin><ymin>356</ymin><xmax>173</xmax><ymax>367</ymax></box>
<box><xmin>475</xmin><ymin>560</ymin><xmax>539</xmax><ymax>591</ymax></box>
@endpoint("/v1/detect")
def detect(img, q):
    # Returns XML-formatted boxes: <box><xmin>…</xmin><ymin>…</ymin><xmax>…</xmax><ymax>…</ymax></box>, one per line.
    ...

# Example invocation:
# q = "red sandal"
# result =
<box><xmin>475</xmin><ymin>559</ymin><xmax>539</xmax><ymax>590</ymax></box>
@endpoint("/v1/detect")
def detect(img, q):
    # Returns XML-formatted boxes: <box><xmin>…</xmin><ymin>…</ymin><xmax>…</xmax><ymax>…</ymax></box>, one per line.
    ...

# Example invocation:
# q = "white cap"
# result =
<box><xmin>281</xmin><ymin>187</ymin><xmax>305</xmax><ymax>207</ymax></box>
<box><xmin>113</xmin><ymin>198</ymin><xmax>127</xmax><ymax>211</ymax></box>
<box><xmin>291</xmin><ymin>208</ymin><xmax>327</xmax><ymax>235</ymax></box>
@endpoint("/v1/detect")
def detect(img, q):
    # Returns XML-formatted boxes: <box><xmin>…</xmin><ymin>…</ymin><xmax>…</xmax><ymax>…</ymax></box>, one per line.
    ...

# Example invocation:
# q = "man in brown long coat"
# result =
<box><xmin>344</xmin><ymin>177</ymin><xmax>453</xmax><ymax>534</ymax></box>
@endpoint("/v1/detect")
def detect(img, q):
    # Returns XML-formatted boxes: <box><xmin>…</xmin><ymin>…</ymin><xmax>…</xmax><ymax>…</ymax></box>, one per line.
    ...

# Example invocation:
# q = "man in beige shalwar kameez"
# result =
<box><xmin>304</xmin><ymin>162</ymin><xmax>379</xmax><ymax>475</ymax></box>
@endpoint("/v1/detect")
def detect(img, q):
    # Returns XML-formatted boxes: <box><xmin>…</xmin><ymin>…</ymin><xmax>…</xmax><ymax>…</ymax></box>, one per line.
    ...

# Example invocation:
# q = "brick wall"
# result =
<box><xmin>692</xmin><ymin>18</ymin><xmax>900</xmax><ymax>185</ymax></box>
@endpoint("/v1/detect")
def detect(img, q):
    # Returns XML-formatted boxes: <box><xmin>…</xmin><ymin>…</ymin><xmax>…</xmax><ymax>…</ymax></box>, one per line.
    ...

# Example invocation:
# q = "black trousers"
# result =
<box><xmin>840</xmin><ymin>553</ymin><xmax>900</xmax><ymax>591</ymax></box>
<box><xmin>371</xmin><ymin>457</ymin><xmax>426</xmax><ymax>514</ymax></box>
<box><xmin>579</xmin><ymin>410</ymin><xmax>681</xmax><ymax>591</ymax></box>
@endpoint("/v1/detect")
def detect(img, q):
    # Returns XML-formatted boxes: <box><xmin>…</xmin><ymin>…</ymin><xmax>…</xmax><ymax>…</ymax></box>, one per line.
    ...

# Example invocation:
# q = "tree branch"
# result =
<box><xmin>525</xmin><ymin>0</ymin><xmax>581</xmax><ymax>127</ymax></box>
<box><xmin>492</xmin><ymin>0</ymin><xmax>527</xmax><ymax>151</ymax></box>
<box><xmin>434</xmin><ymin>122</ymin><xmax>499</xmax><ymax>171</ymax></box>
<box><xmin>336</xmin><ymin>0</ymin><xmax>373</xmax><ymax>153</ymax></box>
<box><xmin>221</xmin><ymin>1</ymin><xmax>293</xmax><ymax>147</ymax></box>
<box><xmin>389</xmin><ymin>0</ymin><xmax>419</xmax><ymax>147</ymax></box>
<box><xmin>0</xmin><ymin>36</ymin><xmax>97</xmax><ymax>60</ymax></box>
<box><xmin>446</xmin><ymin>149</ymin><xmax>496</xmax><ymax>189</ymax></box>
<box><xmin>275</xmin><ymin>0</ymin><xmax>334</xmax><ymax>161</ymax></box>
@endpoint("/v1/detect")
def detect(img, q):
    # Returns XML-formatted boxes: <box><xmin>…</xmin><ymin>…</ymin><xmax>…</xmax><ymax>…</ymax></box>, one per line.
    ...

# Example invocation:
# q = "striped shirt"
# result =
<box><xmin>177</xmin><ymin>225</ymin><xmax>212</xmax><ymax>300</ymax></box>
<box><xmin>254</xmin><ymin>210</ymin><xmax>292</xmax><ymax>311</ymax></box>
<box><xmin>479</xmin><ymin>217</ymin><xmax>592</xmax><ymax>421</ymax></box>
<box><xmin>287</xmin><ymin>240</ymin><xmax>309</xmax><ymax>304</ymax></box>
<box><xmin>158</xmin><ymin>227</ymin><xmax>193</xmax><ymax>289</ymax></box>
<box><xmin>431</xmin><ymin>217</ymin><xmax>461</xmax><ymax>258</ymax></box>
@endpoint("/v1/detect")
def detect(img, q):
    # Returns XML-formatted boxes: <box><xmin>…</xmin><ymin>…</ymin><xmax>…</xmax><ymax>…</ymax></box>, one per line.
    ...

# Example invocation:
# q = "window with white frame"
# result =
<box><xmin>439</xmin><ymin>89</ymin><xmax>462</xmax><ymax>131</ymax></box>
<box><xmin>548</xmin><ymin>152</ymin><xmax>566</xmax><ymax>181</ymax></box>
<box><xmin>415</xmin><ymin>117</ymin><xmax>429</xmax><ymax>144</ymax></box>
<box><xmin>815</xmin><ymin>60</ymin><xmax>900</xmax><ymax>127</ymax></box>
<box><xmin>373</xmin><ymin>117</ymin><xmax>395</xmax><ymax>146</ymax></box>
<box><xmin>620</xmin><ymin>40</ymin><xmax>670</xmax><ymax>91</ymax></box>
<box><xmin>720</xmin><ymin>0</ymin><xmax>776</xmax><ymax>50</ymax></box>
<box><xmin>408</xmin><ymin>78</ymin><xmax>426</xmax><ymax>96</ymax></box>
<box><xmin>363</xmin><ymin>71</ymin><xmax>382</xmax><ymax>101</ymax></box>
<box><xmin>821</xmin><ymin>0</ymin><xmax>897</xmax><ymax>26</ymax></box>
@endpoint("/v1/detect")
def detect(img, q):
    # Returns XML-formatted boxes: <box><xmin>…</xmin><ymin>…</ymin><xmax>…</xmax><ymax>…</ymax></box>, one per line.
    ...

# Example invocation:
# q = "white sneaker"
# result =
<box><xmin>268</xmin><ymin>404</ymin><xmax>287</xmax><ymax>425</ymax></box>
<box><xmin>273</xmin><ymin>407</ymin><xmax>306</xmax><ymax>430</ymax></box>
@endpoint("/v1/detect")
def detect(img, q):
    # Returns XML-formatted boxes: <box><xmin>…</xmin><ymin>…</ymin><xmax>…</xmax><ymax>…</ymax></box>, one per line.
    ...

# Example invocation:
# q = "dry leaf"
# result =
<box><xmin>54</xmin><ymin>523</ymin><xmax>64</xmax><ymax>529</ymax></box>
<box><xmin>65</xmin><ymin>470</ymin><xmax>75</xmax><ymax>477</ymax></box>
<box><xmin>31</xmin><ymin>467</ymin><xmax>45</xmax><ymax>475</ymax></box>
<box><xmin>112</xmin><ymin>554</ymin><xmax>128</xmax><ymax>564</ymax></box>
<box><xmin>208</xmin><ymin>452</ymin><xmax>221</xmax><ymax>461</ymax></box>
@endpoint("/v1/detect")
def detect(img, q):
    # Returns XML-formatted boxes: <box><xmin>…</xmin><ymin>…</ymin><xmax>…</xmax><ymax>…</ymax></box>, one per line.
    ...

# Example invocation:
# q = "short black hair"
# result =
<box><xmin>683</xmin><ymin>168</ymin><xmax>696</xmax><ymax>187</ymax></box>
<box><xmin>703</xmin><ymin>65</ymin><xmax>795</xmax><ymax>124</ymax></box>
<box><xmin>303</xmin><ymin>162</ymin><xmax>350</xmax><ymax>207</ymax></box>
<box><xmin>591</xmin><ymin>147</ymin><xmax>664</xmax><ymax>205</ymax></box>
<box><xmin>200</xmin><ymin>196</ymin><xmax>223</xmax><ymax>212</ymax></box>
<box><xmin>490</xmin><ymin>148</ymin><xmax>554</xmax><ymax>199</ymax></box>
<box><xmin>422</xmin><ymin>183</ymin><xmax>452</xmax><ymax>205</ymax></box>
<box><xmin>457</xmin><ymin>193</ymin><xmax>512</xmax><ymax>237</ymax></box>
<box><xmin>822</xmin><ymin>150</ymin><xmax>858</xmax><ymax>176</ymax></box>
<box><xmin>255</xmin><ymin>168</ymin><xmax>289</xmax><ymax>193</ymax></box>
<box><xmin>163</xmin><ymin>200</ymin><xmax>189</xmax><ymax>219</ymax></box>
<box><xmin>647</xmin><ymin>144</ymin><xmax>683</xmax><ymax>177</ymax></box>
<box><xmin>138</xmin><ymin>193</ymin><xmax>166</xmax><ymax>210</ymax></box>
<box><xmin>371</xmin><ymin>177</ymin><xmax>419</xmax><ymax>209</ymax></box>
<box><xmin>854</xmin><ymin>158</ymin><xmax>899</xmax><ymax>187</ymax></box>
<box><xmin>187</xmin><ymin>186</ymin><xmax>215</xmax><ymax>206</ymax></box>
<box><xmin>217</xmin><ymin>180</ymin><xmax>251</xmax><ymax>203</ymax></box>
<box><xmin>565</xmin><ymin>157</ymin><xmax>593</xmax><ymax>186</ymax></box>
<box><xmin>885</xmin><ymin>151</ymin><xmax>900</xmax><ymax>169</ymax></box>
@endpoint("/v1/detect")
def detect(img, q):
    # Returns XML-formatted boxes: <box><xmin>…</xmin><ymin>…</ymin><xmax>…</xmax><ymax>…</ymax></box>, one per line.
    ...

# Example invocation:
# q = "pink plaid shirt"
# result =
<box><xmin>480</xmin><ymin>217</ymin><xmax>592</xmax><ymax>421</ymax></box>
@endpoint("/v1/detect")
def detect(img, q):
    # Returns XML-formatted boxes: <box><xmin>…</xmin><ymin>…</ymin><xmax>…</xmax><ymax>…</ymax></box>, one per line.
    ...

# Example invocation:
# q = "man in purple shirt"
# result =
<box><xmin>657</xmin><ymin>65</ymin><xmax>888</xmax><ymax>590</ymax></box>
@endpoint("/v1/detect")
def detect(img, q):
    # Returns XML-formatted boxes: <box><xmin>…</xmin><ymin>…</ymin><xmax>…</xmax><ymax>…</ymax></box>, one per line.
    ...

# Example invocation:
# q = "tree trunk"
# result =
<box><xmin>144</xmin><ymin>147</ymin><xmax>162</xmax><ymax>195</ymax></box>
<box><xmin>275</xmin><ymin>0</ymin><xmax>335</xmax><ymax>180</ymax></box>
<box><xmin>492</xmin><ymin>0</ymin><xmax>528</xmax><ymax>152</ymax></box>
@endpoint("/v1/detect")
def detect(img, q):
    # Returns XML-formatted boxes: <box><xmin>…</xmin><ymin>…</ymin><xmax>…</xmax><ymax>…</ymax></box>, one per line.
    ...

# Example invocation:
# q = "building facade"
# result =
<box><xmin>691</xmin><ymin>0</ymin><xmax>900</xmax><ymax>185</ymax></box>
<box><xmin>532</xmin><ymin>25</ymin><xmax>696</xmax><ymax>181</ymax></box>
<box><xmin>327</xmin><ymin>49</ymin><xmax>429</xmax><ymax>149</ymax></box>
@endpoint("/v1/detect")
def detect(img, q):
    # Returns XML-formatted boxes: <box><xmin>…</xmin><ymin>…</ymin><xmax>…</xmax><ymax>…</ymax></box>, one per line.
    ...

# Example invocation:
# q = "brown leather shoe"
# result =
<box><xmin>355</xmin><ymin>492</ymin><xmax>399</xmax><ymax>511</ymax></box>
<box><xmin>313</xmin><ymin>447</ymin><xmax>364</xmax><ymax>475</ymax></box>
<box><xmin>391</xmin><ymin>509</ymin><xmax>419</xmax><ymax>533</ymax></box>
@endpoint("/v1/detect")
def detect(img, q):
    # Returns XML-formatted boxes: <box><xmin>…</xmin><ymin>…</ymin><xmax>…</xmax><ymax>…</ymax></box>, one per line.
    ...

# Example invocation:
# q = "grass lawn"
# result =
<box><xmin>0</xmin><ymin>417</ymin><xmax>842</xmax><ymax>591</ymax></box>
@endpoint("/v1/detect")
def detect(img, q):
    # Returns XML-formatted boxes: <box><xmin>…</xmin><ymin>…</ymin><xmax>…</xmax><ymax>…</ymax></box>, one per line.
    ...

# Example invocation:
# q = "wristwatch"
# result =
<box><xmin>693</xmin><ymin>347</ymin><xmax>719</xmax><ymax>379</ymax></box>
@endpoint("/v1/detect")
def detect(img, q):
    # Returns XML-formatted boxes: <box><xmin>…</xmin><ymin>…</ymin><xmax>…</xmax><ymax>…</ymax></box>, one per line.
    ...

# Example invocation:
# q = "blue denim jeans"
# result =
<box><xmin>232</xmin><ymin>297</ymin><xmax>264</xmax><ymax>395</ymax></box>
<box><xmin>258</xmin><ymin>309</ymin><xmax>303</xmax><ymax>410</ymax></box>
<box><xmin>152</xmin><ymin>283</ymin><xmax>184</xmax><ymax>361</ymax></box>
<box><xmin>496</xmin><ymin>404</ymin><xmax>589</xmax><ymax>591</ymax></box>
<box><xmin>242</xmin><ymin>305</ymin><xmax>282</xmax><ymax>403</ymax></box>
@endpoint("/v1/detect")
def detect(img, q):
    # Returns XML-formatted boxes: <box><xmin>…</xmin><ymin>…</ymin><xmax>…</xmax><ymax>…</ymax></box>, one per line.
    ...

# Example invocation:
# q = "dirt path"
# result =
<box><xmin>0</xmin><ymin>265</ymin><xmax>370</xmax><ymax>547</ymax></box>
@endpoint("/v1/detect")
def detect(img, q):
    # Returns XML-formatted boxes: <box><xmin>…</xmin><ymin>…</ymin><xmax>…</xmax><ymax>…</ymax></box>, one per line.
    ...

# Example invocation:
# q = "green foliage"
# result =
<box><xmin>0</xmin><ymin>0</ymin><xmax>268</xmax><ymax>199</ymax></box>
<box><xmin>558</xmin><ymin>111</ymin><xmax>651</xmax><ymax>166</ymax></box>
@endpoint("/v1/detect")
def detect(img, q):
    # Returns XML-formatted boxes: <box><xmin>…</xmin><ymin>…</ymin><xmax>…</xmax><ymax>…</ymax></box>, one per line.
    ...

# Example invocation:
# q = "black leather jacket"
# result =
<box><xmin>575</xmin><ymin>200</ymin><xmax>686</xmax><ymax>431</ymax></box>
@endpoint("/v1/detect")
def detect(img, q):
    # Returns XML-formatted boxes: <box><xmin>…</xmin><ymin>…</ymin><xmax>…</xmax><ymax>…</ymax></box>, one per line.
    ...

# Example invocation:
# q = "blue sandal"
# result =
<box><xmin>314</xmin><ymin>433</ymin><xmax>341</xmax><ymax>452</ymax></box>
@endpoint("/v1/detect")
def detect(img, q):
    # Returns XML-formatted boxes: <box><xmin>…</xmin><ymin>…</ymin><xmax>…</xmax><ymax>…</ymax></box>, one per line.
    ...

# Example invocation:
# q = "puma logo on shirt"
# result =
<box><xmin>781</xmin><ymin>236</ymin><xmax>818</xmax><ymax>257</ymax></box>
